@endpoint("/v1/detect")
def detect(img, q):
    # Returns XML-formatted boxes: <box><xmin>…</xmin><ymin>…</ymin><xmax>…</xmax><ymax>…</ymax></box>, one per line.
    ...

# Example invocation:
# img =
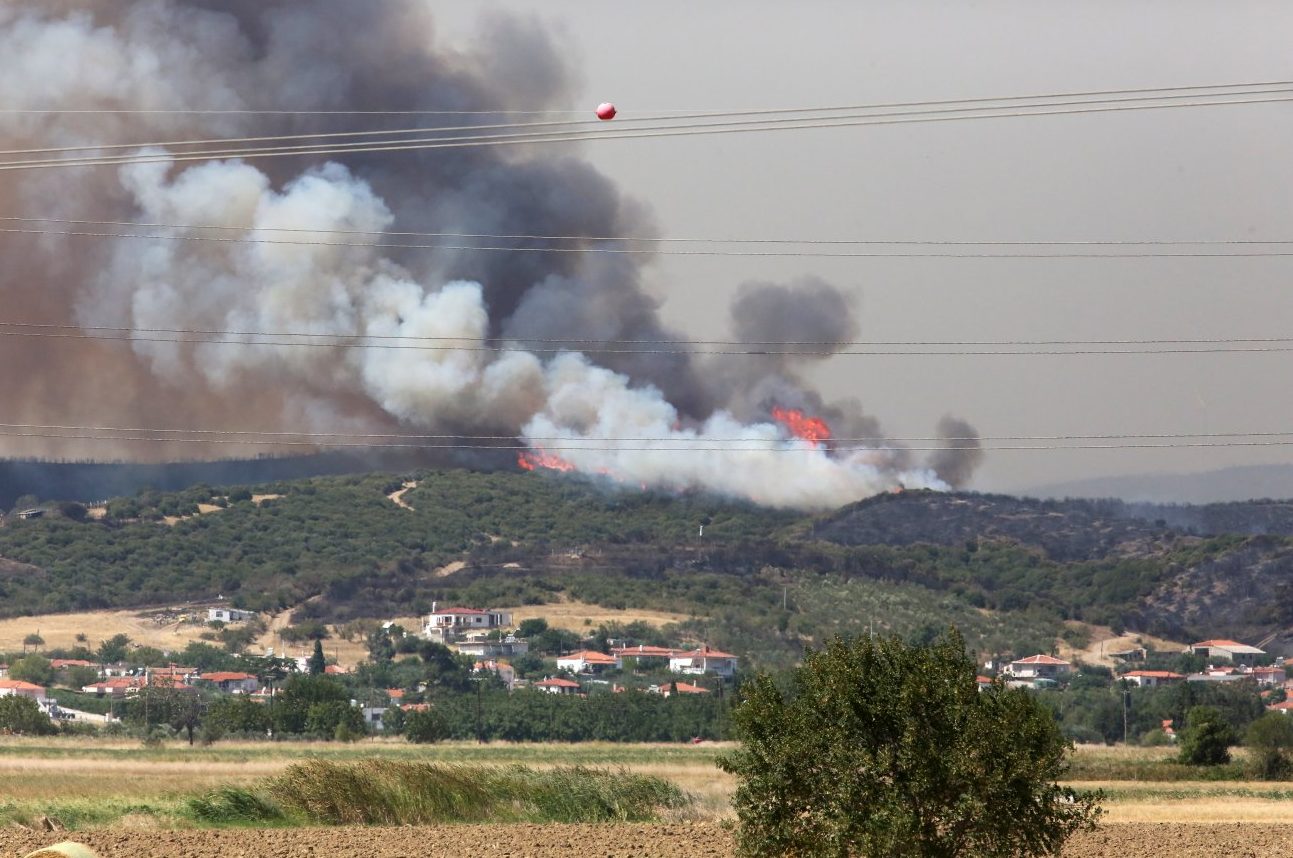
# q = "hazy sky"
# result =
<box><xmin>434</xmin><ymin>2</ymin><xmax>1293</xmax><ymax>495</ymax></box>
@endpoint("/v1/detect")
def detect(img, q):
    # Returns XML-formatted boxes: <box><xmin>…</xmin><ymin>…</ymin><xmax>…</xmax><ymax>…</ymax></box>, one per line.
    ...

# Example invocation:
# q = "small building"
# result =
<box><xmin>1122</xmin><ymin>670</ymin><xmax>1185</xmax><ymax>688</ymax></box>
<box><xmin>669</xmin><ymin>645</ymin><xmax>738</xmax><ymax>678</ymax></box>
<box><xmin>1252</xmin><ymin>666</ymin><xmax>1287</xmax><ymax>687</ymax></box>
<box><xmin>49</xmin><ymin>659</ymin><xmax>95</xmax><ymax>670</ymax></box>
<box><xmin>146</xmin><ymin>666</ymin><xmax>197</xmax><ymax>686</ymax></box>
<box><xmin>15</xmin><ymin>509</ymin><xmax>44</xmax><ymax>520</ymax></box>
<box><xmin>975</xmin><ymin>675</ymin><xmax>995</xmax><ymax>691</ymax></box>
<box><xmin>1161</xmin><ymin>719</ymin><xmax>1177</xmax><ymax>740</ymax></box>
<box><xmin>0</xmin><ymin>679</ymin><xmax>46</xmax><ymax>702</ymax></box>
<box><xmin>473</xmin><ymin>660</ymin><xmax>516</xmax><ymax>691</ymax></box>
<box><xmin>533</xmin><ymin>677</ymin><xmax>581</xmax><ymax>696</ymax></box>
<box><xmin>1268</xmin><ymin>700</ymin><xmax>1293</xmax><ymax>715</ymax></box>
<box><xmin>556</xmin><ymin>651</ymin><xmax>622</xmax><ymax>674</ymax></box>
<box><xmin>198</xmin><ymin>671</ymin><xmax>259</xmax><ymax>694</ymax></box>
<box><xmin>1005</xmin><ymin>655</ymin><xmax>1072</xmax><ymax>681</ymax></box>
<box><xmin>613</xmin><ymin>645</ymin><xmax>682</xmax><ymax>666</ymax></box>
<box><xmin>83</xmin><ymin>677</ymin><xmax>141</xmax><ymax>697</ymax></box>
<box><xmin>453</xmin><ymin>637</ymin><xmax>529</xmax><ymax>659</ymax></box>
<box><xmin>652</xmin><ymin>682</ymin><xmax>710</xmax><ymax>698</ymax></box>
<box><xmin>324</xmin><ymin>664</ymin><xmax>350</xmax><ymax>676</ymax></box>
<box><xmin>1189</xmin><ymin>639</ymin><xmax>1265</xmax><ymax>666</ymax></box>
<box><xmin>1186</xmin><ymin>672</ymin><xmax>1250</xmax><ymax>684</ymax></box>
<box><xmin>361</xmin><ymin>706</ymin><xmax>388</xmax><ymax>730</ymax></box>
<box><xmin>207</xmin><ymin>608</ymin><xmax>256</xmax><ymax>624</ymax></box>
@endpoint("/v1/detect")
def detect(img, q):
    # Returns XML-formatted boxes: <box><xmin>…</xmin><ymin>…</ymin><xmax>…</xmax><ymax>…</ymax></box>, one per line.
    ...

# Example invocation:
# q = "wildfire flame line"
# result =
<box><xmin>517</xmin><ymin>448</ymin><xmax>576</xmax><ymax>472</ymax></box>
<box><xmin>771</xmin><ymin>406</ymin><xmax>832</xmax><ymax>446</ymax></box>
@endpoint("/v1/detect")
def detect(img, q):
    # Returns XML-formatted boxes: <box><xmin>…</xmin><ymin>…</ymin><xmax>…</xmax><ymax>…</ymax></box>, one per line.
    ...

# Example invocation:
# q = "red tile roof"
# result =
<box><xmin>671</xmin><ymin>682</ymin><xmax>710</xmax><ymax>695</ymax></box>
<box><xmin>50</xmin><ymin>659</ymin><xmax>94</xmax><ymax>668</ymax></box>
<box><xmin>0</xmin><ymin>679</ymin><xmax>45</xmax><ymax>692</ymax></box>
<box><xmin>1124</xmin><ymin>670</ymin><xmax>1184</xmax><ymax>679</ymax></box>
<box><xmin>200</xmin><ymin>672</ymin><xmax>255</xmax><ymax>682</ymax></box>
<box><xmin>1268</xmin><ymin>701</ymin><xmax>1293</xmax><ymax>711</ymax></box>
<box><xmin>1192</xmin><ymin>640</ymin><xmax>1252</xmax><ymax>649</ymax></box>
<box><xmin>534</xmin><ymin>677</ymin><xmax>581</xmax><ymax>689</ymax></box>
<box><xmin>431</xmin><ymin>607</ymin><xmax>486</xmax><ymax>615</ymax></box>
<box><xmin>559</xmin><ymin>650</ymin><xmax>619</xmax><ymax>664</ymax></box>
<box><xmin>324</xmin><ymin>664</ymin><xmax>349</xmax><ymax>675</ymax></box>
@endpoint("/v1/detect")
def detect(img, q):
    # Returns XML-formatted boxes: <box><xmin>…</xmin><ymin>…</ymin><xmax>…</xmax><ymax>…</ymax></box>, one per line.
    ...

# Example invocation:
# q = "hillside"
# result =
<box><xmin>2</xmin><ymin>471</ymin><xmax>1293</xmax><ymax>667</ymax></box>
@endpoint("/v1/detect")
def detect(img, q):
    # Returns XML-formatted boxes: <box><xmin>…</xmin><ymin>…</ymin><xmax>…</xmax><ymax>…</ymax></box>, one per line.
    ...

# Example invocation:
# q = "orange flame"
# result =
<box><xmin>517</xmin><ymin>448</ymin><xmax>577</xmax><ymax>472</ymax></box>
<box><xmin>771</xmin><ymin>406</ymin><xmax>832</xmax><ymax>445</ymax></box>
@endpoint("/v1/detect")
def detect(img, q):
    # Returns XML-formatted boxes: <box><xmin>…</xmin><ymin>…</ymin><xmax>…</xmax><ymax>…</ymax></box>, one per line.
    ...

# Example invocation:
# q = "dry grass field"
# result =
<box><xmin>0</xmin><ymin>740</ymin><xmax>1291</xmax><ymax>856</ymax></box>
<box><xmin>506</xmin><ymin>600</ymin><xmax>694</xmax><ymax>632</ymax></box>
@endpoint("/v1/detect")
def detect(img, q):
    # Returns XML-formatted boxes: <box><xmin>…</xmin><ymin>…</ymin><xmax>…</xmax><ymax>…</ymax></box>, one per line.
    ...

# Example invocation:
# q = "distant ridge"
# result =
<box><xmin>0</xmin><ymin>452</ymin><xmax>431</xmax><ymax>509</ymax></box>
<box><xmin>1022</xmin><ymin>463</ymin><xmax>1293</xmax><ymax>505</ymax></box>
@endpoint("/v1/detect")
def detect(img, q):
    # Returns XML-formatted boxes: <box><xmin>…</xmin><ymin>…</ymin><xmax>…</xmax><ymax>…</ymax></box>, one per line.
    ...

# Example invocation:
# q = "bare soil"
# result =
<box><xmin>5</xmin><ymin>823</ymin><xmax>1293</xmax><ymax>858</ymax></box>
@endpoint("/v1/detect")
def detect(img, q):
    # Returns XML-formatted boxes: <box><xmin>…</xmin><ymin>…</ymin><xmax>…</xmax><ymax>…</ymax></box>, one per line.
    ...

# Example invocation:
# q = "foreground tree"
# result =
<box><xmin>0</xmin><ymin>695</ymin><xmax>56</xmax><ymax>735</ymax></box>
<box><xmin>1246</xmin><ymin>711</ymin><xmax>1293</xmax><ymax>779</ymax></box>
<box><xmin>1177</xmin><ymin>705</ymin><xmax>1236</xmax><ymax>766</ymax></box>
<box><xmin>719</xmin><ymin>632</ymin><xmax>1101</xmax><ymax>857</ymax></box>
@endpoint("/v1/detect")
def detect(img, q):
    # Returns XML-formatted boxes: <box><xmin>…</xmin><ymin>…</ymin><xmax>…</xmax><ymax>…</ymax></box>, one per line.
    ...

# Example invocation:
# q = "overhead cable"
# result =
<box><xmin>4</xmin><ymin>92</ymin><xmax>1293</xmax><ymax>172</ymax></box>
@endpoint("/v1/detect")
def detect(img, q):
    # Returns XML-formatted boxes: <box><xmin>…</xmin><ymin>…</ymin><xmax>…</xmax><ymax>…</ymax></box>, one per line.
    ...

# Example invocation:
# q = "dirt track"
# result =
<box><xmin>5</xmin><ymin>823</ymin><xmax>1293</xmax><ymax>857</ymax></box>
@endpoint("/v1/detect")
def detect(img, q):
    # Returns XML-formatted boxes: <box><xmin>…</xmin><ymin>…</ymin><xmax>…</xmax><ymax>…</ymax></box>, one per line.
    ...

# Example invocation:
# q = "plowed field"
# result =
<box><xmin>5</xmin><ymin>823</ymin><xmax>1293</xmax><ymax>858</ymax></box>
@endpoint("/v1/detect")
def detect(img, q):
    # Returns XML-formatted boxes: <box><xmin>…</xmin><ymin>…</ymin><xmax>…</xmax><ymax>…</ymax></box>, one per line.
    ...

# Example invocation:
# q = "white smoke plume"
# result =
<box><xmin>0</xmin><ymin>1</ymin><xmax>979</xmax><ymax>509</ymax></box>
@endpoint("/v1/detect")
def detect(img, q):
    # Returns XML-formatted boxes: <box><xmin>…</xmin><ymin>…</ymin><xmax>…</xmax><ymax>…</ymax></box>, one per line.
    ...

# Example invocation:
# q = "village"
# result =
<box><xmin>0</xmin><ymin>605</ymin><xmax>741</xmax><ymax>734</ymax></box>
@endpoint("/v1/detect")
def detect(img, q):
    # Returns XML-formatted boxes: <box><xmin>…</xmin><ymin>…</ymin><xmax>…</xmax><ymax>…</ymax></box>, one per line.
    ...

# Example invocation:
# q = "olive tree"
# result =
<box><xmin>1178</xmin><ymin>705</ymin><xmax>1236</xmax><ymax>766</ymax></box>
<box><xmin>719</xmin><ymin>631</ymin><xmax>1101</xmax><ymax>857</ymax></box>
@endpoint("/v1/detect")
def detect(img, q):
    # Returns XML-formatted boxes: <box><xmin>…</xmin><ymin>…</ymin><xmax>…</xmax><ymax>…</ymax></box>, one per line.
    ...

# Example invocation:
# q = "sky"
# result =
<box><xmin>434</xmin><ymin>2</ymin><xmax>1293</xmax><ymax>495</ymax></box>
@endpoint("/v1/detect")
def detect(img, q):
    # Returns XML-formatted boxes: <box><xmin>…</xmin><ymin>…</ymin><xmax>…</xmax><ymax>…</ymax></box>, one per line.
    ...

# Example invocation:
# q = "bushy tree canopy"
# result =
<box><xmin>719</xmin><ymin>632</ymin><xmax>1100</xmax><ymax>857</ymax></box>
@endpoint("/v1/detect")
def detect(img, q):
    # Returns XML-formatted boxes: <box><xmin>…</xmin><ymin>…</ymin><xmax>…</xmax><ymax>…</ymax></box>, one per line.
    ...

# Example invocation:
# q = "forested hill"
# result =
<box><xmin>2</xmin><ymin>471</ymin><xmax>1293</xmax><ymax>667</ymax></box>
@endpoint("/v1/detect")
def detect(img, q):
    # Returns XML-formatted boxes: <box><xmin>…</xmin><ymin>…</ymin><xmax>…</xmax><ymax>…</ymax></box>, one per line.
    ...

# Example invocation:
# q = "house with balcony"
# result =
<box><xmin>669</xmin><ymin>645</ymin><xmax>738</xmax><ymax>678</ymax></box>
<box><xmin>422</xmin><ymin>605</ymin><xmax>513</xmax><ymax>643</ymax></box>
<box><xmin>556</xmin><ymin>651</ymin><xmax>622</xmax><ymax>674</ymax></box>
<box><xmin>1005</xmin><ymin>655</ymin><xmax>1072</xmax><ymax>681</ymax></box>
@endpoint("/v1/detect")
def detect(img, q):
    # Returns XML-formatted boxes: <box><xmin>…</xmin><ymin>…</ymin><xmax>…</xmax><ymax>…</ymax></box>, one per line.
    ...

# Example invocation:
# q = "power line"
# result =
<box><xmin>6</xmin><ymin>81</ymin><xmax>1289</xmax><ymax>157</ymax></box>
<box><xmin>7</xmin><ymin>225</ymin><xmax>1293</xmax><ymax>259</ymax></box>
<box><xmin>5</xmin><ymin>91</ymin><xmax>1293</xmax><ymax>172</ymax></box>
<box><xmin>3</xmin><ymin>327</ymin><xmax>1293</xmax><ymax>355</ymax></box>
<box><xmin>5</xmin><ymin>427</ymin><xmax>1293</xmax><ymax>453</ymax></box>
<box><xmin>2</xmin><ymin>421</ymin><xmax>1290</xmax><ymax>445</ymax></box>
<box><xmin>5</xmin><ymin>215</ymin><xmax>1292</xmax><ymax>248</ymax></box>
<box><xmin>4</xmin><ymin>319</ymin><xmax>1290</xmax><ymax>348</ymax></box>
<box><xmin>3</xmin><ymin>78</ymin><xmax>1288</xmax><ymax>116</ymax></box>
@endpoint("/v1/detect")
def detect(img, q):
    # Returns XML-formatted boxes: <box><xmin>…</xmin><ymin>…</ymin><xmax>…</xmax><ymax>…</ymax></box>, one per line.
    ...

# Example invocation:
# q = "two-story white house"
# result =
<box><xmin>198</xmin><ymin>671</ymin><xmax>260</xmax><ymax>694</ymax></box>
<box><xmin>422</xmin><ymin>605</ymin><xmax>513</xmax><ymax>643</ymax></box>
<box><xmin>669</xmin><ymin>645</ymin><xmax>738</xmax><ymax>678</ymax></box>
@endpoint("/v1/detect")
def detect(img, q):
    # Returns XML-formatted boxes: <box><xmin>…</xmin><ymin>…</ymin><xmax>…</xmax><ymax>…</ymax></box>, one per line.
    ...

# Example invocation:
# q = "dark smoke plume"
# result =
<box><xmin>0</xmin><ymin>2</ymin><xmax>982</xmax><ymax>507</ymax></box>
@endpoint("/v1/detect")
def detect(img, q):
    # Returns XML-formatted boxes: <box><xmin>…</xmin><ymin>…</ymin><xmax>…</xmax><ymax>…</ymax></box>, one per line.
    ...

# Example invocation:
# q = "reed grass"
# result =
<box><xmin>269</xmin><ymin>759</ymin><xmax>691</xmax><ymax>825</ymax></box>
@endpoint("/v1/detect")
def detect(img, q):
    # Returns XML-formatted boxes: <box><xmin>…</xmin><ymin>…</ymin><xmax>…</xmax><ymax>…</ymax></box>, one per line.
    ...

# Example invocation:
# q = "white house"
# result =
<box><xmin>669</xmin><ymin>645</ymin><xmax>738</xmax><ymax>678</ymax></box>
<box><xmin>1005</xmin><ymin>655</ymin><xmax>1072</xmax><ymax>680</ymax></box>
<box><xmin>1189</xmin><ymin>639</ymin><xmax>1265</xmax><ymax>666</ymax></box>
<box><xmin>473</xmin><ymin>660</ymin><xmax>516</xmax><ymax>691</ymax></box>
<box><xmin>1122</xmin><ymin>670</ymin><xmax>1184</xmax><ymax>688</ymax></box>
<box><xmin>423</xmin><ymin>606</ymin><xmax>513</xmax><ymax>642</ymax></box>
<box><xmin>1252</xmin><ymin>666</ymin><xmax>1286</xmax><ymax>687</ymax></box>
<box><xmin>208</xmin><ymin>608</ymin><xmax>255</xmax><ymax>623</ymax></box>
<box><xmin>0</xmin><ymin>679</ymin><xmax>46</xmax><ymax>702</ymax></box>
<box><xmin>532</xmin><ymin>677</ymin><xmax>581</xmax><ymax>695</ymax></box>
<box><xmin>556</xmin><ymin>651</ymin><xmax>622</xmax><ymax>674</ymax></box>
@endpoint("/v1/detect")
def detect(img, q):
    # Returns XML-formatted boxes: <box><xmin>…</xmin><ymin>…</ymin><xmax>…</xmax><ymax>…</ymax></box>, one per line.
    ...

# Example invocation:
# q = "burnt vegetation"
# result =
<box><xmin>3</xmin><ymin>471</ymin><xmax>1293</xmax><ymax>666</ymax></box>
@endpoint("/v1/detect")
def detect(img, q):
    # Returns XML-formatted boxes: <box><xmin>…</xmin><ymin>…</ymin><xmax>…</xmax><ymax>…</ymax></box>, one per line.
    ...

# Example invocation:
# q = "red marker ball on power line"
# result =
<box><xmin>595</xmin><ymin>102</ymin><xmax>617</xmax><ymax>120</ymax></box>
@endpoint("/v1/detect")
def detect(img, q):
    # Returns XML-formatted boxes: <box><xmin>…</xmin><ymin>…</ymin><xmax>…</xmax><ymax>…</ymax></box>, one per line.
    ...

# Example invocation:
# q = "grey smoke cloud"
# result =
<box><xmin>0</xmin><ymin>1</ymin><xmax>981</xmax><ymax>507</ymax></box>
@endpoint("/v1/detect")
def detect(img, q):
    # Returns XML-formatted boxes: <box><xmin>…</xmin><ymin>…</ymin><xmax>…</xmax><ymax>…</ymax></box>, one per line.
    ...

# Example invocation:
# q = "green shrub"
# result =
<box><xmin>1178</xmin><ymin>706</ymin><xmax>1236</xmax><ymax>766</ymax></box>
<box><xmin>404</xmin><ymin>709</ymin><xmax>448</xmax><ymax>744</ymax></box>
<box><xmin>1246</xmin><ymin>712</ymin><xmax>1293</xmax><ymax>780</ymax></box>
